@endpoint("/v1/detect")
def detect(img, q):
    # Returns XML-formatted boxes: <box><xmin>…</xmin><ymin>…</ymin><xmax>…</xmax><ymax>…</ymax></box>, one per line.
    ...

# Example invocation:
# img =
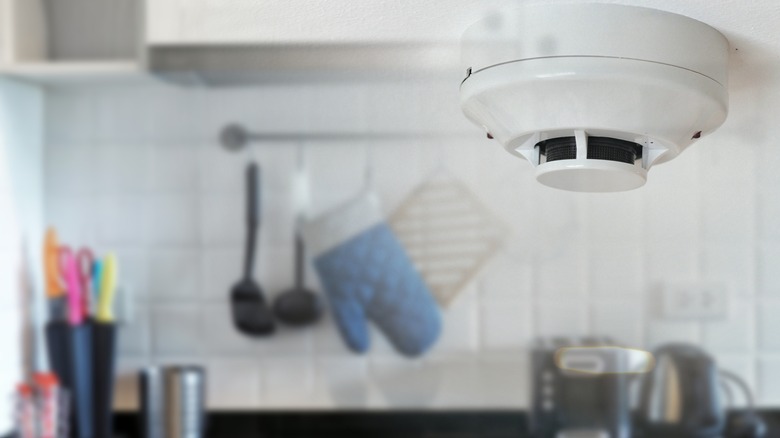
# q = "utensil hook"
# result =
<box><xmin>362</xmin><ymin>142</ymin><xmax>374</xmax><ymax>191</ymax></box>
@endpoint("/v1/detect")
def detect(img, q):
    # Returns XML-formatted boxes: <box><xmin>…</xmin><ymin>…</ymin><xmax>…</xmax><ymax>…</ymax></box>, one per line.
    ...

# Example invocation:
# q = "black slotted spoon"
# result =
<box><xmin>273</xmin><ymin>146</ymin><xmax>322</xmax><ymax>327</ymax></box>
<box><xmin>231</xmin><ymin>162</ymin><xmax>275</xmax><ymax>337</ymax></box>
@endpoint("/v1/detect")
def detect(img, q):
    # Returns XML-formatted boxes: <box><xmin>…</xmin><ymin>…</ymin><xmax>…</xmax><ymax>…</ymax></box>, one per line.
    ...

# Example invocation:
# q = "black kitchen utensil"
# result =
<box><xmin>45</xmin><ymin>320</ymin><xmax>70</xmax><ymax>386</ymax></box>
<box><xmin>273</xmin><ymin>233</ymin><xmax>322</xmax><ymax>326</ymax></box>
<box><xmin>92</xmin><ymin>321</ymin><xmax>117</xmax><ymax>438</ymax></box>
<box><xmin>69</xmin><ymin>323</ymin><xmax>94</xmax><ymax>438</ymax></box>
<box><xmin>230</xmin><ymin>162</ymin><xmax>275</xmax><ymax>336</ymax></box>
<box><xmin>45</xmin><ymin>320</ymin><xmax>94</xmax><ymax>438</ymax></box>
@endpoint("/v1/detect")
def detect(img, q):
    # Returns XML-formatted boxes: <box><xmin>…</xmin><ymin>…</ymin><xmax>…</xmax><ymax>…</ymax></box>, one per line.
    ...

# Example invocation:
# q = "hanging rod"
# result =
<box><xmin>219</xmin><ymin>124</ymin><xmax>479</xmax><ymax>151</ymax></box>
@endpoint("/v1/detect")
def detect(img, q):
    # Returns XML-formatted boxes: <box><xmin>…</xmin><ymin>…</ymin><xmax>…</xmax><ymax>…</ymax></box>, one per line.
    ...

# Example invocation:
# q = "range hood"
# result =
<box><xmin>148</xmin><ymin>43</ymin><xmax>458</xmax><ymax>86</ymax></box>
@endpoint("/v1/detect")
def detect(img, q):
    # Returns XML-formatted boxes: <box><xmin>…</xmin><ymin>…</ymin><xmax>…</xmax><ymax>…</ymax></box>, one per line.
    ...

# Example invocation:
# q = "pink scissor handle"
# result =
<box><xmin>59</xmin><ymin>248</ymin><xmax>83</xmax><ymax>325</ymax></box>
<box><xmin>76</xmin><ymin>248</ymin><xmax>94</xmax><ymax>315</ymax></box>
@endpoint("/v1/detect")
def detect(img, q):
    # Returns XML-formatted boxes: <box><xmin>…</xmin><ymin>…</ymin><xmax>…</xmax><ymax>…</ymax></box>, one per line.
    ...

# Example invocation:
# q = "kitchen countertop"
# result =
<box><xmin>115</xmin><ymin>411</ymin><xmax>526</xmax><ymax>438</ymax></box>
<box><xmin>112</xmin><ymin>410</ymin><xmax>780</xmax><ymax>438</ymax></box>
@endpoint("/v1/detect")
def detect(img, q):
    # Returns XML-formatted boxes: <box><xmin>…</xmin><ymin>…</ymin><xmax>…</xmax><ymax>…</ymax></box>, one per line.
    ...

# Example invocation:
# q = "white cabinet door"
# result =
<box><xmin>145</xmin><ymin>0</ymin><xmax>183</xmax><ymax>44</ymax></box>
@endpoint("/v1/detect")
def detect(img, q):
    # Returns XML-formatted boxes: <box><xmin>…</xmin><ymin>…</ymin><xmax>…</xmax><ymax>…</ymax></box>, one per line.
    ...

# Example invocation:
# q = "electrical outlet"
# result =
<box><xmin>661</xmin><ymin>281</ymin><xmax>728</xmax><ymax>320</ymax></box>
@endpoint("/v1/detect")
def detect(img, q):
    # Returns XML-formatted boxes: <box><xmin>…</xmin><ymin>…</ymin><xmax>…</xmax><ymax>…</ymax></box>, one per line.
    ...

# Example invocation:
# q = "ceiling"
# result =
<box><xmin>156</xmin><ymin>0</ymin><xmax>780</xmax><ymax>87</ymax></box>
<box><xmin>169</xmin><ymin>0</ymin><xmax>775</xmax><ymax>48</ymax></box>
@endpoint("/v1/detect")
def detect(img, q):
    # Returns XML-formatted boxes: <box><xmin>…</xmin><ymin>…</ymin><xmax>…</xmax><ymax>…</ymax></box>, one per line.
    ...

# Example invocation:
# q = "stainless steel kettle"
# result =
<box><xmin>637</xmin><ymin>344</ymin><xmax>725</xmax><ymax>437</ymax></box>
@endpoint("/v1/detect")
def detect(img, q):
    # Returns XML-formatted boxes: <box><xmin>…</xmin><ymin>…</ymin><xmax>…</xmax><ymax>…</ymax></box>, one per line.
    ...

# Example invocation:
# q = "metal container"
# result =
<box><xmin>164</xmin><ymin>366</ymin><xmax>206</xmax><ymax>438</ymax></box>
<box><xmin>139</xmin><ymin>367</ymin><xmax>164</xmax><ymax>438</ymax></box>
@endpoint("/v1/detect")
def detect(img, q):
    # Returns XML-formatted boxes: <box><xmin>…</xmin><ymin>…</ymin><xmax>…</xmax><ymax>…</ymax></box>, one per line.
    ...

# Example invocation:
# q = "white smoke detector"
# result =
<box><xmin>460</xmin><ymin>4</ymin><xmax>730</xmax><ymax>192</ymax></box>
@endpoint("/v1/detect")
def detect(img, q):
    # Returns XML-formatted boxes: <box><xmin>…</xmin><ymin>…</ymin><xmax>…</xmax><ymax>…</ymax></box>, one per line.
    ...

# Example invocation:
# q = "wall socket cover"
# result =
<box><xmin>661</xmin><ymin>281</ymin><xmax>729</xmax><ymax>320</ymax></box>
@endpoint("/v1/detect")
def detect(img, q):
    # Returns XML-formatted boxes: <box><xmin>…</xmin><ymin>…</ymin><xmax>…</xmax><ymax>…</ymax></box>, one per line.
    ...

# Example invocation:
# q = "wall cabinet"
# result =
<box><xmin>0</xmin><ymin>0</ymin><xmax>142</xmax><ymax>84</ymax></box>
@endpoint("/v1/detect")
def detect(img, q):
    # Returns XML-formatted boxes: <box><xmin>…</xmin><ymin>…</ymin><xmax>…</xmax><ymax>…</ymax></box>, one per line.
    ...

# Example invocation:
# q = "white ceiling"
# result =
<box><xmin>172</xmin><ymin>1</ymin><xmax>777</xmax><ymax>52</ymax></box>
<box><xmin>158</xmin><ymin>0</ymin><xmax>780</xmax><ymax>86</ymax></box>
<box><xmin>172</xmin><ymin>0</ymin><xmax>774</xmax><ymax>46</ymax></box>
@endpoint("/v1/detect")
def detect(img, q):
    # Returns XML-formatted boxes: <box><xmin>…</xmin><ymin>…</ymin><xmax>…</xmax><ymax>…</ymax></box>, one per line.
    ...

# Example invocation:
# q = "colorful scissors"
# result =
<box><xmin>58</xmin><ymin>246</ymin><xmax>94</xmax><ymax>322</ymax></box>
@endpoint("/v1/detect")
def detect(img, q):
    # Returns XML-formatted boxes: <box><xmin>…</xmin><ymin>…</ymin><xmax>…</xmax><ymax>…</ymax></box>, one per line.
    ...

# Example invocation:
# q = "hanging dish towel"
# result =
<box><xmin>303</xmin><ymin>192</ymin><xmax>441</xmax><ymax>357</ymax></box>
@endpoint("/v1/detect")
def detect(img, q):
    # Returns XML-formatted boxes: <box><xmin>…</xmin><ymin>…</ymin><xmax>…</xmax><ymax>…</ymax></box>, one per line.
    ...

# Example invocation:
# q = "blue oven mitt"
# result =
<box><xmin>304</xmin><ymin>192</ymin><xmax>441</xmax><ymax>357</ymax></box>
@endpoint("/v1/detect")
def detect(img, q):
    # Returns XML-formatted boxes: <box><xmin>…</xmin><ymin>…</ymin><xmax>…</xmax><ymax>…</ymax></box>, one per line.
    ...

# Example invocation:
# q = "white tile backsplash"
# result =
<box><xmin>45</xmin><ymin>144</ymin><xmax>98</xmax><ymax>196</ymax></box>
<box><xmin>148</xmin><ymin>249</ymin><xmax>202</xmax><ymax>299</ymax></box>
<box><xmin>97</xmin><ymin>144</ymin><xmax>152</xmax><ymax>195</ymax></box>
<box><xmin>479</xmin><ymin>254</ymin><xmax>533</xmax><ymax>300</ymax></box>
<box><xmin>200</xmin><ymin>194</ymin><xmax>244</xmax><ymax>246</ymax></box>
<box><xmin>96</xmin><ymin>195</ymin><xmax>147</xmax><ymax>245</ymax></box>
<box><xmin>588</xmin><ymin>243</ymin><xmax>644</xmax><ymax>299</ymax></box>
<box><xmin>45</xmin><ymin>88</ymin><xmax>96</xmax><ymax>142</ymax></box>
<box><xmin>536</xmin><ymin>245</ymin><xmax>586</xmax><ymax>299</ymax></box>
<box><xmin>42</xmin><ymin>79</ymin><xmax>780</xmax><ymax>409</ymax></box>
<box><xmin>117</xmin><ymin>306</ymin><xmax>150</xmax><ymax>357</ymax></box>
<box><xmin>702</xmin><ymin>242</ymin><xmax>754</xmax><ymax>296</ymax></box>
<box><xmin>758</xmin><ymin>301</ymin><xmax>780</xmax><ymax>351</ymax></box>
<box><xmin>759</xmin><ymin>243</ymin><xmax>780</xmax><ymax>296</ymax></box>
<box><xmin>47</xmin><ymin>195</ymin><xmax>99</xmax><ymax>245</ymax></box>
<box><xmin>150</xmin><ymin>147</ymin><xmax>199</xmax><ymax>192</ymax></box>
<box><xmin>151</xmin><ymin>306</ymin><xmax>202</xmax><ymax>356</ymax></box>
<box><xmin>431</xmin><ymin>296</ymin><xmax>478</xmax><ymax>354</ymax></box>
<box><xmin>369</xmin><ymin>358</ymin><xmax>439</xmax><ymax>408</ymax></box>
<box><xmin>646</xmin><ymin>320</ymin><xmax>700</xmax><ymax>349</ymax></box>
<box><xmin>207</xmin><ymin>359</ymin><xmax>263</xmax><ymax>409</ymax></box>
<box><xmin>95</xmin><ymin>87</ymin><xmax>157</xmax><ymax>142</ymax></box>
<box><xmin>201</xmin><ymin>301</ymin><xmax>265</xmax><ymax>356</ymax></box>
<box><xmin>645</xmin><ymin>241</ymin><xmax>699</xmax><ymax>283</ymax></box>
<box><xmin>758</xmin><ymin>190</ymin><xmax>780</xmax><ymax>241</ymax></box>
<box><xmin>201</xmin><ymin>247</ymin><xmax>244</xmax><ymax>299</ymax></box>
<box><xmin>314</xmin><ymin>357</ymin><xmax>370</xmax><ymax>408</ymax></box>
<box><xmin>263</xmin><ymin>358</ymin><xmax>315</xmax><ymax>406</ymax></box>
<box><xmin>480</xmin><ymin>301</ymin><xmax>531</xmax><ymax>352</ymax></box>
<box><xmin>703</xmin><ymin>301</ymin><xmax>753</xmax><ymax>353</ymax></box>
<box><xmin>115</xmin><ymin>248</ymin><xmax>150</xmax><ymax>301</ymax></box>
<box><xmin>759</xmin><ymin>357</ymin><xmax>780</xmax><ymax>405</ymax></box>
<box><xmin>536</xmin><ymin>302</ymin><xmax>588</xmax><ymax>338</ymax></box>
<box><xmin>585</xmin><ymin>192</ymin><xmax>644</xmax><ymax>244</ymax></box>
<box><xmin>476</xmin><ymin>358</ymin><xmax>530</xmax><ymax>408</ymax></box>
<box><xmin>714</xmin><ymin>354</ymin><xmax>755</xmax><ymax>408</ymax></box>
<box><xmin>199</xmin><ymin>145</ymin><xmax>254</xmax><ymax>193</ymax></box>
<box><xmin>145</xmin><ymin>195</ymin><xmax>199</xmax><ymax>245</ymax></box>
<box><xmin>592</xmin><ymin>300</ymin><xmax>644</xmax><ymax>347</ymax></box>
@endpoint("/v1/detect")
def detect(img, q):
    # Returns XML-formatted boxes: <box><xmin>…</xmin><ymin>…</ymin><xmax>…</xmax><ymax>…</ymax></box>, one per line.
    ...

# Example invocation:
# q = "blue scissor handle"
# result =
<box><xmin>92</xmin><ymin>259</ymin><xmax>103</xmax><ymax>309</ymax></box>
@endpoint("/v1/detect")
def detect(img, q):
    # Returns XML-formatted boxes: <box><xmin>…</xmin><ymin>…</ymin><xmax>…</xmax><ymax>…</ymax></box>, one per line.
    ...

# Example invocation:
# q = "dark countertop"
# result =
<box><xmin>114</xmin><ymin>410</ymin><xmax>780</xmax><ymax>438</ymax></box>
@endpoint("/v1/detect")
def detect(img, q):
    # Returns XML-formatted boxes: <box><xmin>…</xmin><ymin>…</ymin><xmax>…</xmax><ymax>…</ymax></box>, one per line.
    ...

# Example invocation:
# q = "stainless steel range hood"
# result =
<box><xmin>148</xmin><ymin>43</ymin><xmax>458</xmax><ymax>86</ymax></box>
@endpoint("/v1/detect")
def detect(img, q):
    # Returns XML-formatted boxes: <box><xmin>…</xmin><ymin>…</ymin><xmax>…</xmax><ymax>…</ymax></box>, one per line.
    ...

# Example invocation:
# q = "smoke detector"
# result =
<box><xmin>459</xmin><ymin>4</ymin><xmax>729</xmax><ymax>192</ymax></box>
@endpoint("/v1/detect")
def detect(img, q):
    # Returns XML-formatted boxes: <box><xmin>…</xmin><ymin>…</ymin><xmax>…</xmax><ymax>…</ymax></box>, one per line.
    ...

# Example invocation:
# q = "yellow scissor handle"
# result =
<box><xmin>97</xmin><ymin>253</ymin><xmax>118</xmax><ymax>322</ymax></box>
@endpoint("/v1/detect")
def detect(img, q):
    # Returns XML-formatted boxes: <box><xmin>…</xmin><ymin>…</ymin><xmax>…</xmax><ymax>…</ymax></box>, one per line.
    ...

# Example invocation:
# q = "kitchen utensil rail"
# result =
<box><xmin>219</xmin><ymin>124</ymin><xmax>476</xmax><ymax>151</ymax></box>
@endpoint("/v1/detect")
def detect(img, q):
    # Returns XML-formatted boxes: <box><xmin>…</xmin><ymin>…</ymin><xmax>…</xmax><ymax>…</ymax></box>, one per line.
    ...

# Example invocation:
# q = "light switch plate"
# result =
<box><xmin>661</xmin><ymin>281</ymin><xmax>729</xmax><ymax>320</ymax></box>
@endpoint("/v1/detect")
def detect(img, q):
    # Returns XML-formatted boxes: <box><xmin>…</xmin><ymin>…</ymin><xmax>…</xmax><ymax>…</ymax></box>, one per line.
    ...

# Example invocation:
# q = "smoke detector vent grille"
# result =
<box><xmin>587</xmin><ymin>137</ymin><xmax>642</xmax><ymax>164</ymax></box>
<box><xmin>537</xmin><ymin>137</ymin><xmax>576</xmax><ymax>162</ymax></box>
<box><xmin>536</xmin><ymin>136</ymin><xmax>643</xmax><ymax>165</ymax></box>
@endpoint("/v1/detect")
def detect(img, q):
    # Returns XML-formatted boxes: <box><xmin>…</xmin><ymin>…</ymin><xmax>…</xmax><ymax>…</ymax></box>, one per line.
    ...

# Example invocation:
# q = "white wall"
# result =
<box><xmin>0</xmin><ymin>78</ymin><xmax>43</xmax><ymax>434</ymax></box>
<box><xmin>41</xmin><ymin>73</ymin><xmax>780</xmax><ymax>410</ymax></box>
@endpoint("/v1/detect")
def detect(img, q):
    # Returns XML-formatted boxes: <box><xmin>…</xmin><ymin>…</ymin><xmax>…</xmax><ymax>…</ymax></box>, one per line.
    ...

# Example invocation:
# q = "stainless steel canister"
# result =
<box><xmin>139</xmin><ymin>367</ymin><xmax>165</xmax><ymax>438</ymax></box>
<box><xmin>163</xmin><ymin>366</ymin><xmax>206</xmax><ymax>438</ymax></box>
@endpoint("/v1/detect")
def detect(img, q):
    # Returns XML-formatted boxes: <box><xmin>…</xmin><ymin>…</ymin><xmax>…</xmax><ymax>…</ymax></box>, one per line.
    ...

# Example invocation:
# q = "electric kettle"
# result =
<box><xmin>637</xmin><ymin>343</ymin><xmax>766</xmax><ymax>438</ymax></box>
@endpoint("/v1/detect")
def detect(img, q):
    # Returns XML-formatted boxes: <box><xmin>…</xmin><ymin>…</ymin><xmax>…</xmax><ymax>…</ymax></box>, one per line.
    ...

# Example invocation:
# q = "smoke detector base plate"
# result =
<box><xmin>536</xmin><ymin>160</ymin><xmax>647</xmax><ymax>193</ymax></box>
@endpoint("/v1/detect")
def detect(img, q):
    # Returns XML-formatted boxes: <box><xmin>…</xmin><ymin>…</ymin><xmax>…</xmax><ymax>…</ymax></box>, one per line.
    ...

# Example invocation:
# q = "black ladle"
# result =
<box><xmin>273</xmin><ymin>232</ymin><xmax>322</xmax><ymax>326</ymax></box>
<box><xmin>230</xmin><ymin>162</ymin><xmax>275</xmax><ymax>336</ymax></box>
